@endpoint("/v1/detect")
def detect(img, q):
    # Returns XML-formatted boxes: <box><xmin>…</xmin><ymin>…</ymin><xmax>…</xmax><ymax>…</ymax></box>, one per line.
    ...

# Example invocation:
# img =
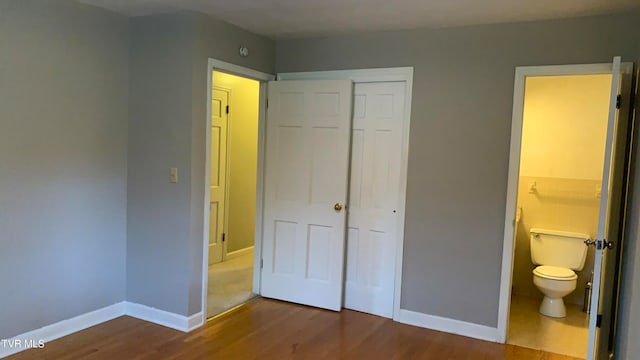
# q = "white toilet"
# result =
<box><xmin>530</xmin><ymin>228</ymin><xmax>589</xmax><ymax>318</ymax></box>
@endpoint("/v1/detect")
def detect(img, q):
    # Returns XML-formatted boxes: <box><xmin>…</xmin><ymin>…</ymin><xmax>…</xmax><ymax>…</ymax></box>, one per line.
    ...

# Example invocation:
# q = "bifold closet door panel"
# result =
<box><xmin>345</xmin><ymin>81</ymin><xmax>406</xmax><ymax>318</ymax></box>
<box><xmin>261</xmin><ymin>79</ymin><xmax>353</xmax><ymax>311</ymax></box>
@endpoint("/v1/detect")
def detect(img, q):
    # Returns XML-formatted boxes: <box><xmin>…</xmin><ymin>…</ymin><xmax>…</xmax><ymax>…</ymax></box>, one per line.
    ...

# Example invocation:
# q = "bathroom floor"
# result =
<box><xmin>207</xmin><ymin>249</ymin><xmax>255</xmax><ymax>318</ymax></box>
<box><xmin>508</xmin><ymin>294</ymin><xmax>589</xmax><ymax>359</ymax></box>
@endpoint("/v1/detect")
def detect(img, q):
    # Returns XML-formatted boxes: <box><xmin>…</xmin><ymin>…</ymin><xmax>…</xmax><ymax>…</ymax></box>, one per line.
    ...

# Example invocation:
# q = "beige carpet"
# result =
<box><xmin>207</xmin><ymin>249</ymin><xmax>255</xmax><ymax>317</ymax></box>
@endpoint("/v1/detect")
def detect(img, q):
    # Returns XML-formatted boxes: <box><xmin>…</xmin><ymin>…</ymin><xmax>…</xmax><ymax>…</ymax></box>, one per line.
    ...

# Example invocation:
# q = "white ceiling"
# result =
<box><xmin>78</xmin><ymin>0</ymin><xmax>640</xmax><ymax>39</ymax></box>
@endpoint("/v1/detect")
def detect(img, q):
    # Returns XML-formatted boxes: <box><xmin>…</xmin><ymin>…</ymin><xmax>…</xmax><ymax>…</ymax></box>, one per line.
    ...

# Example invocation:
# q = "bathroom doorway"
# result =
<box><xmin>508</xmin><ymin>73</ymin><xmax>610</xmax><ymax>358</ymax></box>
<box><xmin>498</xmin><ymin>59</ymin><xmax>634</xmax><ymax>360</ymax></box>
<box><xmin>205</xmin><ymin>65</ymin><xmax>271</xmax><ymax>319</ymax></box>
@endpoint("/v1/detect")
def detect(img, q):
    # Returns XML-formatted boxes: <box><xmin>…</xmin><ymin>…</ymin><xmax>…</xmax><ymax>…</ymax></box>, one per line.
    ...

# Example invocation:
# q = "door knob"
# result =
<box><xmin>584</xmin><ymin>239</ymin><xmax>615</xmax><ymax>250</ymax></box>
<box><xmin>334</xmin><ymin>203</ymin><xmax>343</xmax><ymax>211</ymax></box>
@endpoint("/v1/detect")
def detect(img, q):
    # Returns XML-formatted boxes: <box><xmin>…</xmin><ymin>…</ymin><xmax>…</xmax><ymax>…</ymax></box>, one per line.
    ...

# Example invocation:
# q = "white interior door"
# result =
<box><xmin>261</xmin><ymin>79</ymin><xmax>353</xmax><ymax>311</ymax></box>
<box><xmin>587</xmin><ymin>56</ymin><xmax>633</xmax><ymax>360</ymax></box>
<box><xmin>209</xmin><ymin>87</ymin><xmax>229</xmax><ymax>265</ymax></box>
<box><xmin>344</xmin><ymin>82</ymin><xmax>405</xmax><ymax>318</ymax></box>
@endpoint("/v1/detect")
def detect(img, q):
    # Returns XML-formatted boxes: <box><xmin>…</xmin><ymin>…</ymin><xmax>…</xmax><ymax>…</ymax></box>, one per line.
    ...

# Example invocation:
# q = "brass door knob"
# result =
<box><xmin>334</xmin><ymin>203</ymin><xmax>343</xmax><ymax>211</ymax></box>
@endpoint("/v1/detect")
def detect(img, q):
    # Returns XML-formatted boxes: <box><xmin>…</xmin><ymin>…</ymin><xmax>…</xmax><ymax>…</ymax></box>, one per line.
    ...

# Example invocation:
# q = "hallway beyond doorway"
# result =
<box><xmin>207</xmin><ymin>249</ymin><xmax>255</xmax><ymax>317</ymax></box>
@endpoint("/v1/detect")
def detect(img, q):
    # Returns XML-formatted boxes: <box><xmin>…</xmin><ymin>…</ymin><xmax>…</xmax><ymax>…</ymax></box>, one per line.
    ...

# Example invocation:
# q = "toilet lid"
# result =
<box><xmin>533</xmin><ymin>266</ymin><xmax>577</xmax><ymax>280</ymax></box>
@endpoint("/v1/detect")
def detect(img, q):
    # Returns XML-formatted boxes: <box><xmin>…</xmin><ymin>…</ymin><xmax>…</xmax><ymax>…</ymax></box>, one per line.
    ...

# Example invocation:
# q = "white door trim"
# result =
<box><xmin>278</xmin><ymin>67</ymin><xmax>414</xmax><ymax>321</ymax></box>
<box><xmin>202</xmin><ymin>58</ymin><xmax>275</xmax><ymax>322</ymax></box>
<box><xmin>497</xmin><ymin>62</ymin><xmax>632</xmax><ymax>344</ymax></box>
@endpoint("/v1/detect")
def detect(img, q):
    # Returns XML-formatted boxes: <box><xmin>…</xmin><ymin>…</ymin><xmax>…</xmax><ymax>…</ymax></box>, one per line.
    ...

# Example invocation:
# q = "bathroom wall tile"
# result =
<box><xmin>514</xmin><ymin>176</ymin><xmax>599</xmax><ymax>306</ymax></box>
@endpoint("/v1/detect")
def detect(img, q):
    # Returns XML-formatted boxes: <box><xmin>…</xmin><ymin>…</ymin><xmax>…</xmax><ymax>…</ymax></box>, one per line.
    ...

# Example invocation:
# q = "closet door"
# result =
<box><xmin>345</xmin><ymin>82</ymin><xmax>406</xmax><ymax>318</ymax></box>
<box><xmin>261</xmin><ymin>80</ymin><xmax>353</xmax><ymax>311</ymax></box>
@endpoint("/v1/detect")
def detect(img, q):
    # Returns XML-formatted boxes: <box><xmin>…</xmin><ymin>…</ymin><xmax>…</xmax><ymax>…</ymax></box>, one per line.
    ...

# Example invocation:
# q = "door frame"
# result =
<box><xmin>277</xmin><ymin>67</ymin><xmax>414</xmax><ymax>320</ymax></box>
<box><xmin>202</xmin><ymin>58</ymin><xmax>275</xmax><ymax>320</ymax></box>
<box><xmin>497</xmin><ymin>62</ymin><xmax>633</xmax><ymax>344</ymax></box>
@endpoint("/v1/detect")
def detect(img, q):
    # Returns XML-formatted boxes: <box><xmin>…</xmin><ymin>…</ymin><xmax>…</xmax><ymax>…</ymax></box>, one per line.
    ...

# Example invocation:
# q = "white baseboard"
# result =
<box><xmin>0</xmin><ymin>302</ymin><xmax>126</xmax><ymax>359</ymax></box>
<box><xmin>125</xmin><ymin>302</ymin><xmax>203</xmax><ymax>332</ymax></box>
<box><xmin>396</xmin><ymin>309</ymin><xmax>500</xmax><ymax>343</ymax></box>
<box><xmin>1</xmin><ymin>302</ymin><xmax>204</xmax><ymax>359</ymax></box>
<box><xmin>225</xmin><ymin>246</ymin><xmax>254</xmax><ymax>260</ymax></box>
<box><xmin>187</xmin><ymin>312</ymin><xmax>205</xmax><ymax>331</ymax></box>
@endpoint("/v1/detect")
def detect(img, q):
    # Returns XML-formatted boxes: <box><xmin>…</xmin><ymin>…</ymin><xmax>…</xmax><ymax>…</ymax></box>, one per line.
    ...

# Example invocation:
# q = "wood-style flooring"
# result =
<box><xmin>7</xmin><ymin>298</ymin><xmax>581</xmax><ymax>360</ymax></box>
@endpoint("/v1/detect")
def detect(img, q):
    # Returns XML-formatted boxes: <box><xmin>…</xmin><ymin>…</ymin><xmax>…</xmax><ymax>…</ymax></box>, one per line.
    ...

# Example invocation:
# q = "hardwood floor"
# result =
<box><xmin>7</xmin><ymin>298</ymin><xmax>581</xmax><ymax>360</ymax></box>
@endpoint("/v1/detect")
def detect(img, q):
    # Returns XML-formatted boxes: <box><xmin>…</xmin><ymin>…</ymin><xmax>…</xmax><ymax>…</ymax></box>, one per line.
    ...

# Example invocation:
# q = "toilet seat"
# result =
<box><xmin>533</xmin><ymin>265</ymin><xmax>577</xmax><ymax>281</ymax></box>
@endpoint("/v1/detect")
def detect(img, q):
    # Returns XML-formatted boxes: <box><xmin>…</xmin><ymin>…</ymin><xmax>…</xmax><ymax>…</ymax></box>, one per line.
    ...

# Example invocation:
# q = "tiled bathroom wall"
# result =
<box><xmin>513</xmin><ymin>176</ymin><xmax>600</xmax><ymax>306</ymax></box>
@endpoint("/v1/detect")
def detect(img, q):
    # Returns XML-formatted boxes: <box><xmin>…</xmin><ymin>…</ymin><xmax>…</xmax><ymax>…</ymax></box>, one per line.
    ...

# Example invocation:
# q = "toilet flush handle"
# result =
<box><xmin>584</xmin><ymin>239</ymin><xmax>596</xmax><ymax>247</ymax></box>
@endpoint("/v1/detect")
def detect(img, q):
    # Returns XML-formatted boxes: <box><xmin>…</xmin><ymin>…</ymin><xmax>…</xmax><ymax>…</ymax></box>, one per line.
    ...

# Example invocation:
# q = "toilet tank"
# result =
<box><xmin>530</xmin><ymin>228</ymin><xmax>590</xmax><ymax>271</ymax></box>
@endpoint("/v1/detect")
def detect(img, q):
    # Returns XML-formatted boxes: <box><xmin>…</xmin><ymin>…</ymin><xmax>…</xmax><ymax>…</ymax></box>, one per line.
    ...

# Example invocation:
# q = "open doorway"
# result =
<box><xmin>205</xmin><ymin>68</ymin><xmax>263</xmax><ymax>319</ymax></box>
<box><xmin>498</xmin><ymin>59</ymin><xmax>634</xmax><ymax>360</ymax></box>
<box><xmin>506</xmin><ymin>73</ymin><xmax>612</xmax><ymax>358</ymax></box>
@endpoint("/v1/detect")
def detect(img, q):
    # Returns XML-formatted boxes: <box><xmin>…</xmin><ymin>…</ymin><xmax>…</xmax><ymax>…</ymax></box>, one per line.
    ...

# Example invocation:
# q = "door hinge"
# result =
<box><xmin>616</xmin><ymin>94</ymin><xmax>621</xmax><ymax>109</ymax></box>
<box><xmin>266</xmin><ymin>98</ymin><xmax>269</xmax><ymax>108</ymax></box>
<box><xmin>226</xmin><ymin>105</ymin><xmax>229</xmax><ymax>114</ymax></box>
<box><xmin>221</xmin><ymin>232</ymin><xmax>226</xmax><ymax>242</ymax></box>
<box><xmin>597</xmin><ymin>314</ymin><xmax>603</xmax><ymax>328</ymax></box>
<box><xmin>260</xmin><ymin>258</ymin><xmax>264</xmax><ymax>269</ymax></box>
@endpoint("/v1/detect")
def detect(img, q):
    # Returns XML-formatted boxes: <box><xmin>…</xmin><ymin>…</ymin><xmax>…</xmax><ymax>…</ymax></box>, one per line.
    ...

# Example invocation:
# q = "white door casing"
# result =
<box><xmin>261</xmin><ymin>79</ymin><xmax>353</xmax><ymax>311</ymax></box>
<box><xmin>202</xmin><ymin>58</ymin><xmax>275</xmax><ymax>325</ymax></box>
<box><xmin>345</xmin><ymin>82</ymin><xmax>406</xmax><ymax>318</ymax></box>
<box><xmin>209</xmin><ymin>87</ymin><xmax>229</xmax><ymax>265</ymax></box>
<box><xmin>587</xmin><ymin>57</ymin><xmax>634</xmax><ymax>360</ymax></box>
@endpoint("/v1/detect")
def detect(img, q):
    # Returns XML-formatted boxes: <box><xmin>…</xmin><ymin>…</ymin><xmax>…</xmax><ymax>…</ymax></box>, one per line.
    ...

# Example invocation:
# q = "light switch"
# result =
<box><xmin>169</xmin><ymin>167</ymin><xmax>178</xmax><ymax>183</ymax></box>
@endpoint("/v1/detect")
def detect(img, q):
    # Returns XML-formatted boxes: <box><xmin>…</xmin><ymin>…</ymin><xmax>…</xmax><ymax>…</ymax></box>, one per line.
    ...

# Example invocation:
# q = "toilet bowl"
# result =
<box><xmin>532</xmin><ymin>265</ymin><xmax>578</xmax><ymax>318</ymax></box>
<box><xmin>529</xmin><ymin>228</ymin><xmax>588</xmax><ymax>318</ymax></box>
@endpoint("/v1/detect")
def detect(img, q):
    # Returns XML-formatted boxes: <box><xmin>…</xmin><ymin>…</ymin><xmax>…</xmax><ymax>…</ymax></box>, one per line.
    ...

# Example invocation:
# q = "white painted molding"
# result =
<box><xmin>397</xmin><ymin>309</ymin><xmax>499</xmax><ymax>343</ymax></box>
<box><xmin>225</xmin><ymin>246</ymin><xmax>254</xmax><ymax>260</ymax></box>
<box><xmin>125</xmin><ymin>302</ymin><xmax>203</xmax><ymax>333</ymax></box>
<box><xmin>0</xmin><ymin>302</ymin><xmax>126</xmax><ymax>359</ymax></box>
<box><xmin>187</xmin><ymin>312</ymin><xmax>204</xmax><ymax>330</ymax></box>
<box><xmin>209</xmin><ymin>59</ymin><xmax>274</xmax><ymax>82</ymax></box>
<box><xmin>253</xmin><ymin>81</ymin><xmax>268</xmax><ymax>296</ymax></box>
<box><xmin>0</xmin><ymin>302</ymin><xmax>204</xmax><ymax>359</ymax></box>
<box><xmin>278</xmin><ymin>67</ymin><xmax>414</xmax><ymax>83</ymax></box>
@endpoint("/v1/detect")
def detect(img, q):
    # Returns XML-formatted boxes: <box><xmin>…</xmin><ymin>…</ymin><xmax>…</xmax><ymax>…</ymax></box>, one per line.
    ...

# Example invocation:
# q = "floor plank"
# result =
<box><xmin>6</xmin><ymin>298</ymin><xmax>582</xmax><ymax>360</ymax></box>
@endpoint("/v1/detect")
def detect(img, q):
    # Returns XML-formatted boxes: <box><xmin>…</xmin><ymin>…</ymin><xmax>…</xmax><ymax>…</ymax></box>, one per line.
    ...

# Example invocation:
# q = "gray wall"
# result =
<box><xmin>0</xmin><ymin>0</ymin><xmax>128</xmax><ymax>339</ymax></box>
<box><xmin>127</xmin><ymin>11</ymin><xmax>274</xmax><ymax>316</ymax></box>
<box><xmin>127</xmin><ymin>13</ymin><xmax>196</xmax><ymax>316</ymax></box>
<box><xmin>616</xmin><ymin>48</ymin><xmax>640</xmax><ymax>360</ymax></box>
<box><xmin>276</xmin><ymin>12</ymin><xmax>640</xmax><ymax>327</ymax></box>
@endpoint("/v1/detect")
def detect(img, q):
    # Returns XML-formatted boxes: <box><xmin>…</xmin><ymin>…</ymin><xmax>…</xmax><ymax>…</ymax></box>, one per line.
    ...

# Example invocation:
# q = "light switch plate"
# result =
<box><xmin>169</xmin><ymin>167</ymin><xmax>178</xmax><ymax>183</ymax></box>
